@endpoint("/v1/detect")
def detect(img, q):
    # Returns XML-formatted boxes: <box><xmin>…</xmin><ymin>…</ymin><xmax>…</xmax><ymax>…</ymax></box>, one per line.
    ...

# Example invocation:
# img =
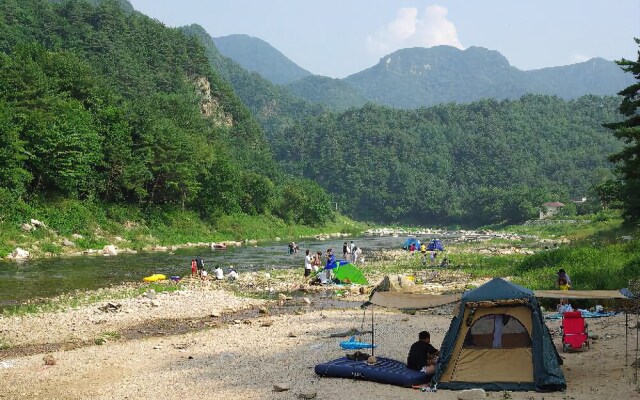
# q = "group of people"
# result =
<box><xmin>302</xmin><ymin>244</ymin><xmax>365</xmax><ymax>279</ymax></box>
<box><xmin>342</xmin><ymin>241</ymin><xmax>363</xmax><ymax>264</ymax></box>
<box><xmin>190</xmin><ymin>256</ymin><xmax>238</xmax><ymax>281</ymax></box>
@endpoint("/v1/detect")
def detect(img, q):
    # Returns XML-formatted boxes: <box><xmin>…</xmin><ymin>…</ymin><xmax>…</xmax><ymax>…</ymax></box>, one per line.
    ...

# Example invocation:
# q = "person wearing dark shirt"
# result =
<box><xmin>407</xmin><ymin>331</ymin><xmax>439</xmax><ymax>374</ymax></box>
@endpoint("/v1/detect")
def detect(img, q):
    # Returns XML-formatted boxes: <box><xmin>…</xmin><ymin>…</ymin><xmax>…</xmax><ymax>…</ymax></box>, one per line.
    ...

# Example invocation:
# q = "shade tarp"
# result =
<box><xmin>333</xmin><ymin>262</ymin><xmax>368</xmax><ymax>285</ymax></box>
<box><xmin>534</xmin><ymin>290</ymin><xmax>629</xmax><ymax>299</ymax></box>
<box><xmin>367</xmin><ymin>291</ymin><xmax>461</xmax><ymax>309</ymax></box>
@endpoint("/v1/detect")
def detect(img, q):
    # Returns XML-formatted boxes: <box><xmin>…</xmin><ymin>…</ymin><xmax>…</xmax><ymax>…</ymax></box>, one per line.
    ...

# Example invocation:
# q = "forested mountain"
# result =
<box><xmin>215</xmin><ymin>37</ymin><xmax>632</xmax><ymax>109</ymax></box>
<box><xmin>0</xmin><ymin>0</ymin><xmax>332</xmax><ymax>226</ymax></box>
<box><xmin>270</xmin><ymin>95</ymin><xmax>623</xmax><ymax>225</ymax></box>
<box><xmin>285</xmin><ymin>75</ymin><xmax>369</xmax><ymax>111</ymax></box>
<box><xmin>213</xmin><ymin>34</ymin><xmax>312</xmax><ymax>84</ymax></box>
<box><xmin>181</xmin><ymin>24</ymin><xmax>325</xmax><ymax>144</ymax></box>
<box><xmin>344</xmin><ymin>46</ymin><xmax>634</xmax><ymax>108</ymax></box>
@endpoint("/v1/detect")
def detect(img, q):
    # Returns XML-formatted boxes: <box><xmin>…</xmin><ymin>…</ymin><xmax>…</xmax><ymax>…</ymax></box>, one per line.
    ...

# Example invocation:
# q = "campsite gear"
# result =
<box><xmin>345</xmin><ymin>351</ymin><xmax>370</xmax><ymax>361</ymax></box>
<box><xmin>315</xmin><ymin>356</ymin><xmax>431</xmax><ymax>387</ymax></box>
<box><xmin>432</xmin><ymin>278</ymin><xmax>566</xmax><ymax>392</ymax></box>
<box><xmin>561</xmin><ymin>311</ymin><xmax>589</xmax><ymax>352</ymax></box>
<box><xmin>143</xmin><ymin>274</ymin><xmax>166</xmax><ymax>282</ymax></box>
<box><xmin>426</xmin><ymin>239</ymin><xmax>445</xmax><ymax>251</ymax></box>
<box><xmin>332</xmin><ymin>261</ymin><xmax>368</xmax><ymax>285</ymax></box>
<box><xmin>340</xmin><ymin>336</ymin><xmax>376</xmax><ymax>350</ymax></box>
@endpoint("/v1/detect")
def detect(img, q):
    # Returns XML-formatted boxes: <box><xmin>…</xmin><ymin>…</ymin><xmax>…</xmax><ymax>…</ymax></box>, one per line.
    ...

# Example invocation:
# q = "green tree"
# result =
<box><xmin>605</xmin><ymin>38</ymin><xmax>640</xmax><ymax>223</ymax></box>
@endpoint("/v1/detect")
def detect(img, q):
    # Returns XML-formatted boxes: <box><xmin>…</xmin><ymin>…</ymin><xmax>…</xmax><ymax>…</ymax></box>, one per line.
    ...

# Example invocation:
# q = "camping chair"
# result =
<box><xmin>561</xmin><ymin>311</ymin><xmax>589</xmax><ymax>352</ymax></box>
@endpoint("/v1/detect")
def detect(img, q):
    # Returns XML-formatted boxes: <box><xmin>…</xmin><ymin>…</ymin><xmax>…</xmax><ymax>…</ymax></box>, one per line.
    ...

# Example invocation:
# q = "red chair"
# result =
<box><xmin>561</xmin><ymin>311</ymin><xmax>589</xmax><ymax>352</ymax></box>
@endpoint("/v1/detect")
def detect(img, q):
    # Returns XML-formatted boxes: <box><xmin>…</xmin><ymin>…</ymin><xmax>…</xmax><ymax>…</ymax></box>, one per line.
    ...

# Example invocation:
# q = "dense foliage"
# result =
<box><xmin>605</xmin><ymin>38</ymin><xmax>640</xmax><ymax>224</ymax></box>
<box><xmin>0</xmin><ymin>0</ymin><xmax>332</xmax><ymax>227</ymax></box>
<box><xmin>285</xmin><ymin>75</ymin><xmax>369</xmax><ymax>111</ymax></box>
<box><xmin>270</xmin><ymin>96</ymin><xmax>623</xmax><ymax>225</ymax></box>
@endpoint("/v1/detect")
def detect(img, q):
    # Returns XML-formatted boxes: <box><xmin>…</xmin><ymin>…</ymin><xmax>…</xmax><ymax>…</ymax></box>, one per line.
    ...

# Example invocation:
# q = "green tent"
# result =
<box><xmin>433</xmin><ymin>278</ymin><xmax>566</xmax><ymax>392</ymax></box>
<box><xmin>333</xmin><ymin>262</ymin><xmax>368</xmax><ymax>285</ymax></box>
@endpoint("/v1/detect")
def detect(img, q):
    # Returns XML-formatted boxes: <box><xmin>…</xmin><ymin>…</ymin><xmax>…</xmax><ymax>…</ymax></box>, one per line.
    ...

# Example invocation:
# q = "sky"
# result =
<box><xmin>128</xmin><ymin>0</ymin><xmax>640</xmax><ymax>79</ymax></box>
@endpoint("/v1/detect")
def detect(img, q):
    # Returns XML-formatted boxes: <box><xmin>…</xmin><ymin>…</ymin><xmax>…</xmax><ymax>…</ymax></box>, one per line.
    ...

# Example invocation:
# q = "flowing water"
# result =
<box><xmin>0</xmin><ymin>234</ymin><xmax>456</xmax><ymax>308</ymax></box>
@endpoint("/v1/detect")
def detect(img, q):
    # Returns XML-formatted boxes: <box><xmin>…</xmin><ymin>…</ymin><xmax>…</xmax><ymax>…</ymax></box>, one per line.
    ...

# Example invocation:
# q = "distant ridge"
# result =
<box><xmin>215</xmin><ymin>36</ymin><xmax>633</xmax><ymax>109</ymax></box>
<box><xmin>343</xmin><ymin>46</ymin><xmax>633</xmax><ymax>108</ymax></box>
<box><xmin>213</xmin><ymin>34</ymin><xmax>312</xmax><ymax>84</ymax></box>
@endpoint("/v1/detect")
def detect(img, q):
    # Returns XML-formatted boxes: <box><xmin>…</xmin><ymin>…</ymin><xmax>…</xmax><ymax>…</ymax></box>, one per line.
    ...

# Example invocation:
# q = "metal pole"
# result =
<box><xmin>626</xmin><ymin>311</ymin><xmax>629</xmax><ymax>367</ymax></box>
<box><xmin>371</xmin><ymin>306</ymin><xmax>375</xmax><ymax>357</ymax></box>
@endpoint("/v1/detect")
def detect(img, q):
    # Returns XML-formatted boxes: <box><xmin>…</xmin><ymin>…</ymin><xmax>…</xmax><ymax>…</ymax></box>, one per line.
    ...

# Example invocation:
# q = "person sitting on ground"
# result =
<box><xmin>407</xmin><ymin>331</ymin><xmax>439</xmax><ymax>375</ymax></box>
<box><xmin>200</xmin><ymin>268</ymin><xmax>208</xmax><ymax>281</ymax></box>
<box><xmin>228</xmin><ymin>267</ymin><xmax>238</xmax><ymax>280</ymax></box>
<box><xmin>214</xmin><ymin>265</ymin><xmax>224</xmax><ymax>280</ymax></box>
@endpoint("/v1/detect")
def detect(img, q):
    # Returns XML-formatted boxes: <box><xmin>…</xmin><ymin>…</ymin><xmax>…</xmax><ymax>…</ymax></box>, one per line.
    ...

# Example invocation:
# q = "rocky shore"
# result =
<box><xmin>1</xmin><ymin>275</ymin><xmax>637</xmax><ymax>400</ymax></box>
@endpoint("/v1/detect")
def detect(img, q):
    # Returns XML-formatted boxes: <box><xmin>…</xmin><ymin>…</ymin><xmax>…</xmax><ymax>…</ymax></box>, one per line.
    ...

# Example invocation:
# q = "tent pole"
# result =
<box><xmin>371</xmin><ymin>305</ymin><xmax>375</xmax><ymax>357</ymax></box>
<box><xmin>626</xmin><ymin>310</ymin><xmax>628</xmax><ymax>367</ymax></box>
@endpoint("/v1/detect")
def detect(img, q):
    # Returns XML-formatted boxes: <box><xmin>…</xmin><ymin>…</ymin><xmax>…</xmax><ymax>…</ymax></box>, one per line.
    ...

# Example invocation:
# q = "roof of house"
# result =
<box><xmin>542</xmin><ymin>202</ymin><xmax>565</xmax><ymax>207</ymax></box>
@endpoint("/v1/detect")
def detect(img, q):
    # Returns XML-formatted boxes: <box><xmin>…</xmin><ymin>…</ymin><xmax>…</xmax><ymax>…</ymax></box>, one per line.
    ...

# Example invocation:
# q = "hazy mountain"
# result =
<box><xmin>344</xmin><ymin>46</ymin><xmax>633</xmax><ymax>108</ymax></box>
<box><xmin>213</xmin><ymin>34</ymin><xmax>312</xmax><ymax>84</ymax></box>
<box><xmin>285</xmin><ymin>75</ymin><xmax>369</xmax><ymax>111</ymax></box>
<box><xmin>216</xmin><ymin>36</ymin><xmax>632</xmax><ymax>109</ymax></box>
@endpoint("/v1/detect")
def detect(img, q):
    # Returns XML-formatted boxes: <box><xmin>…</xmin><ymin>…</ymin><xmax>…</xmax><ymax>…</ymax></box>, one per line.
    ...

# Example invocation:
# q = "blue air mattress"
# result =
<box><xmin>314</xmin><ymin>356</ymin><xmax>430</xmax><ymax>387</ymax></box>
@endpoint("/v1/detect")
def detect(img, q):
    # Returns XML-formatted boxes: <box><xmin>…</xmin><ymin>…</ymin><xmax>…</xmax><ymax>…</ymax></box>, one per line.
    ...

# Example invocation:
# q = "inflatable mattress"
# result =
<box><xmin>314</xmin><ymin>356</ymin><xmax>430</xmax><ymax>387</ymax></box>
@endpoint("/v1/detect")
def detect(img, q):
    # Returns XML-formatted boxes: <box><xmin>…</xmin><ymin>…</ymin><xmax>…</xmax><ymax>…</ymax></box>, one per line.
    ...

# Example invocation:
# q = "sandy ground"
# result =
<box><xmin>1</xmin><ymin>283</ymin><xmax>639</xmax><ymax>400</ymax></box>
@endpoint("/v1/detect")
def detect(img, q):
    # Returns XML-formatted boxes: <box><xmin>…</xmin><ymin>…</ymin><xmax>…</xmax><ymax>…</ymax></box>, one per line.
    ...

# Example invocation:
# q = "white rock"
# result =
<box><xmin>72</xmin><ymin>233</ymin><xmax>84</xmax><ymax>239</ymax></box>
<box><xmin>9</xmin><ymin>248</ymin><xmax>29</xmax><ymax>259</ymax></box>
<box><xmin>302</xmin><ymin>297</ymin><xmax>311</xmax><ymax>305</ymax></box>
<box><xmin>62</xmin><ymin>239</ymin><xmax>76</xmax><ymax>247</ymax></box>
<box><xmin>457</xmin><ymin>388</ymin><xmax>486</xmax><ymax>400</ymax></box>
<box><xmin>21</xmin><ymin>223</ymin><xmax>33</xmax><ymax>232</ymax></box>
<box><xmin>150</xmin><ymin>300</ymin><xmax>160</xmax><ymax>307</ymax></box>
<box><xmin>30</xmin><ymin>219</ymin><xmax>45</xmax><ymax>228</ymax></box>
<box><xmin>103</xmin><ymin>245</ymin><xmax>118</xmax><ymax>256</ymax></box>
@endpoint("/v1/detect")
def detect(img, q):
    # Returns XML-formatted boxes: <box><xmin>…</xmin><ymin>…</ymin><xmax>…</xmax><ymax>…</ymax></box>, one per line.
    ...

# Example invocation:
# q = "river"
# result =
<box><xmin>1</xmin><ymin>234</ymin><xmax>453</xmax><ymax>308</ymax></box>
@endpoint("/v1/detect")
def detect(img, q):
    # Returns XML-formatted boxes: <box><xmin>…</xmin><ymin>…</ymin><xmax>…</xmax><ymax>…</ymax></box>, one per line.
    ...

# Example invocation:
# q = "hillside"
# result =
<box><xmin>213</xmin><ymin>34</ymin><xmax>312</xmax><ymax>84</ymax></box>
<box><xmin>181</xmin><ymin>24</ymin><xmax>325</xmax><ymax>143</ymax></box>
<box><xmin>285</xmin><ymin>75</ymin><xmax>369</xmax><ymax>111</ymax></box>
<box><xmin>269</xmin><ymin>96</ymin><xmax>624</xmax><ymax>224</ymax></box>
<box><xmin>0</xmin><ymin>0</ymin><xmax>332</xmax><ymax>235</ymax></box>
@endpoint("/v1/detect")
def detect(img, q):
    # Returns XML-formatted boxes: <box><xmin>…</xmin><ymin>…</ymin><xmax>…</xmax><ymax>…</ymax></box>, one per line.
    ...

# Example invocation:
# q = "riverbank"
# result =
<box><xmin>1</xmin><ymin>276</ymin><xmax>638</xmax><ymax>399</ymax></box>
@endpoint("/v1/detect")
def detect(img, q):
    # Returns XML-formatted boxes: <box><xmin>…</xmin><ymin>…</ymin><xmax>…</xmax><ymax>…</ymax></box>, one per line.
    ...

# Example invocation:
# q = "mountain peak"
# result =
<box><xmin>213</xmin><ymin>34</ymin><xmax>312</xmax><ymax>84</ymax></box>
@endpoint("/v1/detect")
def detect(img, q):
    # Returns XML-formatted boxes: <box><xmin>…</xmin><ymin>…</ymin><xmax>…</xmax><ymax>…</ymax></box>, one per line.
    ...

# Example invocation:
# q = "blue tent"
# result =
<box><xmin>401</xmin><ymin>237</ymin><xmax>420</xmax><ymax>250</ymax></box>
<box><xmin>427</xmin><ymin>239</ymin><xmax>445</xmax><ymax>251</ymax></box>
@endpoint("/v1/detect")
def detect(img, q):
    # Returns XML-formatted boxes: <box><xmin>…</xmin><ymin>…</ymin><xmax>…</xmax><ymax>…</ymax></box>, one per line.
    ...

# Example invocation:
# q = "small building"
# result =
<box><xmin>539</xmin><ymin>202</ymin><xmax>564</xmax><ymax>219</ymax></box>
<box><xmin>570</xmin><ymin>196</ymin><xmax>587</xmax><ymax>204</ymax></box>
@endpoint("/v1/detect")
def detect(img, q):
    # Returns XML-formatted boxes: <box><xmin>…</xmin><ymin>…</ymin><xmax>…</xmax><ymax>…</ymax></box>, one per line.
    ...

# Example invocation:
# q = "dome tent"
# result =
<box><xmin>433</xmin><ymin>278</ymin><xmax>566</xmax><ymax>392</ymax></box>
<box><xmin>401</xmin><ymin>237</ymin><xmax>420</xmax><ymax>250</ymax></box>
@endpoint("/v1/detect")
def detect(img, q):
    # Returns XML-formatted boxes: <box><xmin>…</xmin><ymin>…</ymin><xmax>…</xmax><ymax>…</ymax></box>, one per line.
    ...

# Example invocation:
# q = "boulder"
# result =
<box><xmin>21</xmin><ymin>223</ymin><xmax>33</xmax><ymax>232</ymax></box>
<box><xmin>71</xmin><ymin>233</ymin><xmax>84</xmax><ymax>239</ymax></box>
<box><xmin>457</xmin><ymin>388</ymin><xmax>486</xmax><ymax>400</ymax></box>
<box><xmin>103</xmin><ymin>245</ymin><xmax>118</xmax><ymax>256</ymax></box>
<box><xmin>62</xmin><ymin>239</ymin><xmax>76</xmax><ymax>247</ymax></box>
<box><xmin>30</xmin><ymin>219</ymin><xmax>46</xmax><ymax>228</ymax></box>
<box><xmin>9</xmin><ymin>248</ymin><xmax>29</xmax><ymax>259</ymax></box>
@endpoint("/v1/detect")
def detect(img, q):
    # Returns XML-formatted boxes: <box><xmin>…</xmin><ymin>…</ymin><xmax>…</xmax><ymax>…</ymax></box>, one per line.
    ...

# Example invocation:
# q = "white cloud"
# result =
<box><xmin>366</xmin><ymin>5</ymin><xmax>463</xmax><ymax>57</ymax></box>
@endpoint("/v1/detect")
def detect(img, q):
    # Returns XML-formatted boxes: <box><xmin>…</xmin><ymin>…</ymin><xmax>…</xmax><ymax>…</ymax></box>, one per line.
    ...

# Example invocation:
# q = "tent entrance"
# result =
<box><xmin>440</xmin><ymin>306</ymin><xmax>534</xmax><ymax>384</ymax></box>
